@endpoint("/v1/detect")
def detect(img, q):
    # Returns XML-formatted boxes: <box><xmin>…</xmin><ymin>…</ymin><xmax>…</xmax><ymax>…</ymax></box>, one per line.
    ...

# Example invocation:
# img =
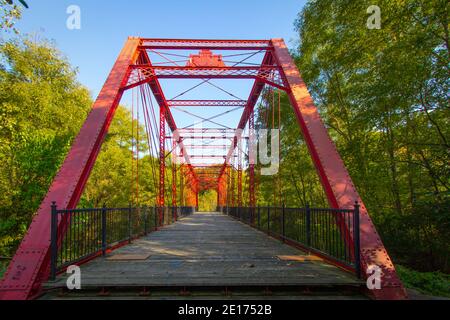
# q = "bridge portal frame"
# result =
<box><xmin>0</xmin><ymin>38</ymin><xmax>406</xmax><ymax>300</ymax></box>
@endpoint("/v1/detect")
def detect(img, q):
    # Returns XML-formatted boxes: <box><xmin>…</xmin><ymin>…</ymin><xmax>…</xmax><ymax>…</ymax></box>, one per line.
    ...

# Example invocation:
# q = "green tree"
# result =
<box><xmin>80</xmin><ymin>106</ymin><xmax>160</xmax><ymax>208</ymax></box>
<box><xmin>291</xmin><ymin>0</ymin><xmax>449</xmax><ymax>271</ymax></box>
<box><xmin>0</xmin><ymin>37</ymin><xmax>91</xmax><ymax>259</ymax></box>
<box><xmin>1</xmin><ymin>0</ymin><xmax>28</xmax><ymax>34</ymax></box>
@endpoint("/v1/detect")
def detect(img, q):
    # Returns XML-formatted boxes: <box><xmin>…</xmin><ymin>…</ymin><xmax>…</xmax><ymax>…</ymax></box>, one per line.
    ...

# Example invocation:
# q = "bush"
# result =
<box><xmin>397</xmin><ymin>265</ymin><xmax>450</xmax><ymax>298</ymax></box>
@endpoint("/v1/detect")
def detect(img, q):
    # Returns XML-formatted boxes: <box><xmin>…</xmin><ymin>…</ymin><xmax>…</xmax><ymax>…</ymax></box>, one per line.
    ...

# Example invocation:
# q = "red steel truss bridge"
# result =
<box><xmin>0</xmin><ymin>38</ymin><xmax>407</xmax><ymax>300</ymax></box>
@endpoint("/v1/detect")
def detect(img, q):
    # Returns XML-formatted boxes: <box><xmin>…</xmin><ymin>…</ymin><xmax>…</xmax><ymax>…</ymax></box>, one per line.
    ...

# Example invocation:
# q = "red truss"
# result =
<box><xmin>140</xmin><ymin>39</ymin><xmax>271</xmax><ymax>50</ymax></box>
<box><xmin>124</xmin><ymin>65</ymin><xmax>287</xmax><ymax>90</ymax></box>
<box><xmin>187</xmin><ymin>49</ymin><xmax>225</xmax><ymax>67</ymax></box>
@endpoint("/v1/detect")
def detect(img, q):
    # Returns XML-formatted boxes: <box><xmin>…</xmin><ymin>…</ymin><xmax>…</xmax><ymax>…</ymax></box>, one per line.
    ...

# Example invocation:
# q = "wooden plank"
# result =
<box><xmin>277</xmin><ymin>255</ymin><xmax>323</xmax><ymax>262</ymax></box>
<box><xmin>106</xmin><ymin>254</ymin><xmax>151</xmax><ymax>261</ymax></box>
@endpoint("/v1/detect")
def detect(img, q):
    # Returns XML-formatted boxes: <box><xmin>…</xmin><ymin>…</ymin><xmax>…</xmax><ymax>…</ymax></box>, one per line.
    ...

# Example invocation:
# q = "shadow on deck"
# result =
<box><xmin>43</xmin><ymin>212</ymin><xmax>366</xmax><ymax>299</ymax></box>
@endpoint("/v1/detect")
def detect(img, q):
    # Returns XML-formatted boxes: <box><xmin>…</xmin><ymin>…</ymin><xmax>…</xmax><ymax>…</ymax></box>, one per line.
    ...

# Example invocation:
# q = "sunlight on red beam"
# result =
<box><xmin>167</xmin><ymin>100</ymin><xmax>247</xmax><ymax>107</ymax></box>
<box><xmin>177</xmin><ymin>128</ymin><xmax>239</xmax><ymax>132</ymax></box>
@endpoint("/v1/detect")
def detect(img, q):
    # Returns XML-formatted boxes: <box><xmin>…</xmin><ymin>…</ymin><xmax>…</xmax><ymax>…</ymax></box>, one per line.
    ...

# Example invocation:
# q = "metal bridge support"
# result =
<box><xmin>249</xmin><ymin>110</ymin><xmax>256</xmax><ymax>222</ymax></box>
<box><xmin>172</xmin><ymin>140</ymin><xmax>177</xmax><ymax>210</ymax></box>
<box><xmin>0</xmin><ymin>37</ymin><xmax>141</xmax><ymax>300</ymax></box>
<box><xmin>158</xmin><ymin>105</ymin><xmax>166</xmax><ymax>225</ymax></box>
<box><xmin>271</xmin><ymin>38</ymin><xmax>407</xmax><ymax>300</ymax></box>
<box><xmin>237</xmin><ymin>148</ymin><xmax>243</xmax><ymax>207</ymax></box>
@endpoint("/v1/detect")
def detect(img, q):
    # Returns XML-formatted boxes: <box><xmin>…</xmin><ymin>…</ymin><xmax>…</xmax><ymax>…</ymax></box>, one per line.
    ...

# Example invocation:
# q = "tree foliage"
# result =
<box><xmin>0</xmin><ymin>38</ymin><xmax>92</xmax><ymax>259</ymax></box>
<box><xmin>0</xmin><ymin>38</ymin><xmax>166</xmax><ymax>270</ymax></box>
<box><xmin>258</xmin><ymin>0</ymin><xmax>449</xmax><ymax>272</ymax></box>
<box><xmin>80</xmin><ymin>105</ymin><xmax>161</xmax><ymax>209</ymax></box>
<box><xmin>0</xmin><ymin>0</ymin><xmax>28</xmax><ymax>34</ymax></box>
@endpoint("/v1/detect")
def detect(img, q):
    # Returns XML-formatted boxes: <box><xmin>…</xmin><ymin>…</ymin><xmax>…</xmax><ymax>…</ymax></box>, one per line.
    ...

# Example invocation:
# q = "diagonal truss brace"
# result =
<box><xmin>0</xmin><ymin>37</ymin><xmax>142</xmax><ymax>300</ymax></box>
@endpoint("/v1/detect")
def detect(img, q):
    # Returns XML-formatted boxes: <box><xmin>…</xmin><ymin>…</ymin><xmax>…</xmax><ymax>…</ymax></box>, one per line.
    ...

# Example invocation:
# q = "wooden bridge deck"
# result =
<box><xmin>45</xmin><ymin>212</ymin><xmax>362</xmax><ymax>294</ymax></box>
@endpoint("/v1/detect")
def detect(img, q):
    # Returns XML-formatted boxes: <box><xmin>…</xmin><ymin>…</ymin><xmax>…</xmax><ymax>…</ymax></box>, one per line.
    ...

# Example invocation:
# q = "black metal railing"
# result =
<box><xmin>221</xmin><ymin>204</ymin><xmax>361</xmax><ymax>278</ymax></box>
<box><xmin>50</xmin><ymin>204</ymin><xmax>195</xmax><ymax>280</ymax></box>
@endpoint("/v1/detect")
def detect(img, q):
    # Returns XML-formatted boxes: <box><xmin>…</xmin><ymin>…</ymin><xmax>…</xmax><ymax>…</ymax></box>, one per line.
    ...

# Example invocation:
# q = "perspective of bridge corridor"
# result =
<box><xmin>0</xmin><ymin>39</ymin><xmax>407</xmax><ymax>300</ymax></box>
<box><xmin>43</xmin><ymin>211</ymin><xmax>363</xmax><ymax>299</ymax></box>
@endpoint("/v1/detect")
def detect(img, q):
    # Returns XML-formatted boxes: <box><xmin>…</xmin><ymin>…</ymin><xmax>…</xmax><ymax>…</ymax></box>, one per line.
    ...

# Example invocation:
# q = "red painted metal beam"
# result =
<box><xmin>249</xmin><ymin>110</ymin><xmax>256</xmax><ymax>210</ymax></box>
<box><xmin>271</xmin><ymin>38</ymin><xmax>407</xmax><ymax>300</ymax></box>
<box><xmin>172</xmin><ymin>140</ymin><xmax>177</xmax><ymax>219</ymax></box>
<box><xmin>0</xmin><ymin>37</ymin><xmax>141</xmax><ymax>300</ymax></box>
<box><xmin>159</xmin><ymin>104</ymin><xmax>166</xmax><ymax>214</ymax></box>
<box><xmin>177</xmin><ymin>128</ymin><xmax>238</xmax><ymax>133</ymax></box>
<box><xmin>126</xmin><ymin>65</ymin><xmax>286</xmax><ymax>91</ymax></box>
<box><xmin>167</xmin><ymin>100</ymin><xmax>247</xmax><ymax>107</ymax></box>
<box><xmin>140</xmin><ymin>39</ymin><xmax>271</xmax><ymax>50</ymax></box>
<box><xmin>217</xmin><ymin>51</ymin><xmax>274</xmax><ymax>182</ymax></box>
<box><xmin>137</xmin><ymin>50</ymin><xmax>198</xmax><ymax>193</ymax></box>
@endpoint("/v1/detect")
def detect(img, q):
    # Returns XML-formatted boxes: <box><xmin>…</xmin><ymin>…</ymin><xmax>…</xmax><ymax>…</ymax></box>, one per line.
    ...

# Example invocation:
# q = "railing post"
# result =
<box><xmin>354</xmin><ymin>201</ymin><xmax>361</xmax><ymax>279</ymax></box>
<box><xmin>282</xmin><ymin>204</ymin><xmax>286</xmax><ymax>242</ymax></box>
<box><xmin>258</xmin><ymin>205</ymin><xmax>261</xmax><ymax>229</ymax></box>
<box><xmin>143</xmin><ymin>206</ymin><xmax>148</xmax><ymax>235</ymax></box>
<box><xmin>50</xmin><ymin>201</ymin><xmax>58</xmax><ymax>281</ymax></box>
<box><xmin>306</xmin><ymin>203</ymin><xmax>311</xmax><ymax>248</ymax></box>
<box><xmin>101</xmin><ymin>204</ymin><xmax>107</xmax><ymax>256</ymax></box>
<box><xmin>267</xmin><ymin>207</ymin><xmax>270</xmax><ymax>233</ymax></box>
<box><xmin>128</xmin><ymin>204</ymin><xmax>132</xmax><ymax>244</ymax></box>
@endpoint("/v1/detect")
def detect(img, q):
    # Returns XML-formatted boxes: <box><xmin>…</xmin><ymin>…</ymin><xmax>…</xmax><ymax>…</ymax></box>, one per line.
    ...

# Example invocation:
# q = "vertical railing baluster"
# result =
<box><xmin>50</xmin><ymin>202</ymin><xmax>58</xmax><ymax>281</ymax></box>
<box><xmin>257</xmin><ymin>205</ymin><xmax>261</xmax><ymax>229</ymax></box>
<box><xmin>154</xmin><ymin>206</ymin><xmax>158</xmax><ymax>230</ymax></box>
<box><xmin>282</xmin><ymin>204</ymin><xmax>286</xmax><ymax>242</ymax></box>
<box><xmin>143</xmin><ymin>206</ymin><xmax>148</xmax><ymax>235</ymax></box>
<box><xmin>128</xmin><ymin>204</ymin><xmax>132</xmax><ymax>243</ymax></box>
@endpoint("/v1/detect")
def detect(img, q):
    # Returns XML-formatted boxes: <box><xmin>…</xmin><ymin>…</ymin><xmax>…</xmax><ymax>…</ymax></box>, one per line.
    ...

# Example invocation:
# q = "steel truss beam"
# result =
<box><xmin>140</xmin><ymin>39</ymin><xmax>271</xmax><ymax>50</ymax></box>
<box><xmin>271</xmin><ymin>39</ymin><xmax>406</xmax><ymax>299</ymax></box>
<box><xmin>137</xmin><ymin>50</ymin><xmax>199</xmax><ymax>215</ymax></box>
<box><xmin>124</xmin><ymin>65</ymin><xmax>287</xmax><ymax>91</ymax></box>
<box><xmin>249</xmin><ymin>110</ymin><xmax>256</xmax><ymax>211</ymax></box>
<box><xmin>217</xmin><ymin>50</ymin><xmax>273</xmax><ymax>181</ymax></box>
<box><xmin>0</xmin><ymin>37</ymin><xmax>142</xmax><ymax>300</ymax></box>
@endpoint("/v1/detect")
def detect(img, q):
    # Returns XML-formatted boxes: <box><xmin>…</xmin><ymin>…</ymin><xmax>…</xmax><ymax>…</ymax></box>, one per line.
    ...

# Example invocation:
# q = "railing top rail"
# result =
<box><xmin>54</xmin><ymin>206</ymin><xmax>195</xmax><ymax>214</ymax></box>
<box><xmin>226</xmin><ymin>206</ymin><xmax>356</xmax><ymax>213</ymax></box>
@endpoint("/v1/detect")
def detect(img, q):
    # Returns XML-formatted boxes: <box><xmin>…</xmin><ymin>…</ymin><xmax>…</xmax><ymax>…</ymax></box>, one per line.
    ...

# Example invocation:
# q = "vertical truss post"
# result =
<box><xmin>159</xmin><ymin>106</ymin><xmax>166</xmax><ymax>224</ymax></box>
<box><xmin>226</xmin><ymin>166</ymin><xmax>230</xmax><ymax>208</ymax></box>
<box><xmin>195</xmin><ymin>192</ymin><xmax>199</xmax><ymax>210</ymax></box>
<box><xmin>172</xmin><ymin>139</ymin><xmax>177</xmax><ymax>220</ymax></box>
<box><xmin>216</xmin><ymin>188</ymin><xmax>220</xmax><ymax>209</ymax></box>
<box><xmin>249</xmin><ymin>110</ymin><xmax>256</xmax><ymax>223</ymax></box>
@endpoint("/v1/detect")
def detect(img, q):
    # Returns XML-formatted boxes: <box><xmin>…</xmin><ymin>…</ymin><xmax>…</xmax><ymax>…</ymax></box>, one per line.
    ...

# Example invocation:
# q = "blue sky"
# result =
<box><xmin>12</xmin><ymin>0</ymin><xmax>307</xmax><ymax>164</ymax></box>
<box><xmin>15</xmin><ymin>0</ymin><xmax>306</xmax><ymax>97</ymax></box>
